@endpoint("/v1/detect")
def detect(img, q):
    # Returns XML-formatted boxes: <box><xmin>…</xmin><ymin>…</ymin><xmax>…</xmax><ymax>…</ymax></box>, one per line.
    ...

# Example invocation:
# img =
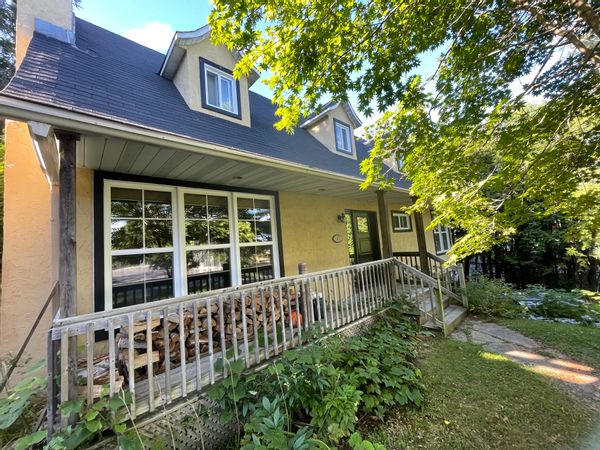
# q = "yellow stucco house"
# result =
<box><xmin>0</xmin><ymin>0</ymin><xmax>464</xmax><ymax>440</ymax></box>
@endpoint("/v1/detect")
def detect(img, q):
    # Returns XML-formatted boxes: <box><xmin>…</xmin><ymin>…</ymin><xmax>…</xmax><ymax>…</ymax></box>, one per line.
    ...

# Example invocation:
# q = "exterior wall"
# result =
<box><xmin>76</xmin><ymin>168</ymin><xmax>94</xmax><ymax>315</ymax></box>
<box><xmin>0</xmin><ymin>121</ymin><xmax>56</xmax><ymax>360</ymax></box>
<box><xmin>173</xmin><ymin>40</ymin><xmax>251</xmax><ymax>127</ymax></box>
<box><xmin>306</xmin><ymin>106</ymin><xmax>357</xmax><ymax>160</ymax></box>
<box><xmin>278</xmin><ymin>191</ymin><xmax>436</xmax><ymax>276</ymax></box>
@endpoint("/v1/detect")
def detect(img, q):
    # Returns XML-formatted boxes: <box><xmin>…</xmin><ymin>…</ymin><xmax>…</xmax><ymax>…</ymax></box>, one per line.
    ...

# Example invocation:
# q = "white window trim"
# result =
<box><xmin>433</xmin><ymin>223</ymin><xmax>452</xmax><ymax>254</ymax></box>
<box><xmin>232</xmin><ymin>192</ymin><xmax>280</xmax><ymax>285</ymax></box>
<box><xmin>103</xmin><ymin>180</ymin><xmax>280</xmax><ymax>311</ymax></box>
<box><xmin>203</xmin><ymin>64</ymin><xmax>238</xmax><ymax>114</ymax></box>
<box><xmin>334</xmin><ymin>121</ymin><xmax>352</xmax><ymax>154</ymax></box>
<box><xmin>391</xmin><ymin>212</ymin><xmax>411</xmax><ymax>231</ymax></box>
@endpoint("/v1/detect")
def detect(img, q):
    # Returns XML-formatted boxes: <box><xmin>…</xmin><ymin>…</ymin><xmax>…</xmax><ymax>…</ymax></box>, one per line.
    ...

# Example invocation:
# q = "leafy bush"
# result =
<box><xmin>0</xmin><ymin>359</ymin><xmax>47</xmax><ymax>448</ymax></box>
<box><xmin>466</xmin><ymin>277</ymin><xmax>525</xmax><ymax>318</ymax></box>
<box><xmin>209</xmin><ymin>312</ymin><xmax>423</xmax><ymax>448</ymax></box>
<box><xmin>525</xmin><ymin>286</ymin><xmax>600</xmax><ymax>324</ymax></box>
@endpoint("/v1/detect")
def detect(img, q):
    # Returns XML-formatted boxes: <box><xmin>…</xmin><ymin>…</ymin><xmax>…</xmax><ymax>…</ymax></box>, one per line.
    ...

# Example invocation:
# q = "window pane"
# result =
<box><xmin>112</xmin><ymin>255</ymin><xmax>144</xmax><ymax>308</ymax></box>
<box><xmin>433</xmin><ymin>232</ymin><xmax>441</xmax><ymax>253</ymax></box>
<box><xmin>356</xmin><ymin>216</ymin><xmax>369</xmax><ymax>233</ymax></box>
<box><xmin>254</xmin><ymin>199</ymin><xmax>271</xmax><ymax>220</ymax></box>
<box><xmin>145</xmin><ymin>219</ymin><xmax>173</xmax><ymax>248</ymax></box>
<box><xmin>237</xmin><ymin>220</ymin><xmax>255</xmax><ymax>243</ymax></box>
<box><xmin>237</xmin><ymin>197</ymin><xmax>254</xmax><ymax>219</ymax></box>
<box><xmin>186</xmin><ymin>250</ymin><xmax>211</xmax><ymax>293</ymax></box>
<box><xmin>184</xmin><ymin>194</ymin><xmax>207</xmax><ymax>219</ymax></box>
<box><xmin>209</xmin><ymin>219</ymin><xmax>230</xmax><ymax>244</ymax></box>
<box><xmin>240</xmin><ymin>246</ymin><xmax>256</xmax><ymax>269</ymax></box>
<box><xmin>335</xmin><ymin>124</ymin><xmax>344</xmax><ymax>149</ymax></box>
<box><xmin>186</xmin><ymin>220</ymin><xmax>208</xmax><ymax>246</ymax></box>
<box><xmin>207</xmin><ymin>195</ymin><xmax>228</xmax><ymax>219</ymax></box>
<box><xmin>111</xmin><ymin>188</ymin><xmax>142</xmax><ymax>218</ymax></box>
<box><xmin>145</xmin><ymin>190</ymin><xmax>172</xmax><ymax>218</ymax></box>
<box><xmin>206</xmin><ymin>71</ymin><xmax>218</xmax><ymax>106</ymax></box>
<box><xmin>220</xmin><ymin>77</ymin><xmax>233</xmax><ymax>111</ymax></box>
<box><xmin>144</xmin><ymin>253</ymin><xmax>173</xmax><ymax>302</ymax></box>
<box><xmin>210</xmin><ymin>249</ymin><xmax>231</xmax><ymax>289</ymax></box>
<box><xmin>111</xmin><ymin>219</ymin><xmax>143</xmax><ymax>250</ymax></box>
<box><xmin>256</xmin><ymin>221</ymin><xmax>272</xmax><ymax>242</ymax></box>
<box><xmin>342</xmin><ymin>127</ymin><xmax>350</xmax><ymax>151</ymax></box>
<box><xmin>392</xmin><ymin>215</ymin><xmax>400</xmax><ymax>230</ymax></box>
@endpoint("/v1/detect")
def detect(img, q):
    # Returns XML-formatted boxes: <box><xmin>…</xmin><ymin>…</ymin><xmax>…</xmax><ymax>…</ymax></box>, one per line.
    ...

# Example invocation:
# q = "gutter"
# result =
<box><xmin>0</xmin><ymin>95</ymin><xmax>410</xmax><ymax>194</ymax></box>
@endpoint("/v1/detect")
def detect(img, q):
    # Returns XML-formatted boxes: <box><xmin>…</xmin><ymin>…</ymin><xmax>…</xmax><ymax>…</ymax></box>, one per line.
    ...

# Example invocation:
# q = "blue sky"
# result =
<box><xmin>76</xmin><ymin>0</ymin><xmax>442</xmax><ymax>126</ymax></box>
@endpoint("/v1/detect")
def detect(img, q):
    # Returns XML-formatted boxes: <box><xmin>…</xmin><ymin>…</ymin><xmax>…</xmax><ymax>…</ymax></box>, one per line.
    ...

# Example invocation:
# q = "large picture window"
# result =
<box><xmin>104</xmin><ymin>180</ymin><xmax>279</xmax><ymax>310</ymax></box>
<box><xmin>108</xmin><ymin>186</ymin><xmax>175</xmax><ymax>309</ymax></box>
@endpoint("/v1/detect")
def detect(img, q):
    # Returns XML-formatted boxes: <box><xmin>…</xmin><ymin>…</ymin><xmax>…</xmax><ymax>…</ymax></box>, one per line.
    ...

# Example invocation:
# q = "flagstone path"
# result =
<box><xmin>450</xmin><ymin>317</ymin><xmax>600</xmax><ymax>412</ymax></box>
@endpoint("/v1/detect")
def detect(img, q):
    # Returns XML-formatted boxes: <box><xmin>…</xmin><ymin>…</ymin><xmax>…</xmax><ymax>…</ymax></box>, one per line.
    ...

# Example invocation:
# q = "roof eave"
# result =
<box><xmin>0</xmin><ymin>95</ymin><xmax>410</xmax><ymax>193</ymax></box>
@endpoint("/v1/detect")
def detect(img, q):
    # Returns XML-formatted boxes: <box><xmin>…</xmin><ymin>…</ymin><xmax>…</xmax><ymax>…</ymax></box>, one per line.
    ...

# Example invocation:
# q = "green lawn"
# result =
<box><xmin>363</xmin><ymin>338</ymin><xmax>597</xmax><ymax>450</ymax></box>
<box><xmin>497</xmin><ymin>318</ymin><xmax>600</xmax><ymax>369</ymax></box>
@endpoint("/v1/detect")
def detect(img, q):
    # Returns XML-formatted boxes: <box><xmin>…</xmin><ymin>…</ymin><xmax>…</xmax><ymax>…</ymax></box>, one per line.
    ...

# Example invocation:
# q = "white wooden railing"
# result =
<box><xmin>46</xmin><ymin>257</ymin><xmax>466</xmax><ymax>433</ymax></box>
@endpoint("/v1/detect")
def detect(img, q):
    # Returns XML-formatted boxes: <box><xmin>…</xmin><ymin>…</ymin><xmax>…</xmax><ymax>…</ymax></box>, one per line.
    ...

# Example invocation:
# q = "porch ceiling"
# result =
<box><xmin>76</xmin><ymin>134</ymin><xmax>411</xmax><ymax>202</ymax></box>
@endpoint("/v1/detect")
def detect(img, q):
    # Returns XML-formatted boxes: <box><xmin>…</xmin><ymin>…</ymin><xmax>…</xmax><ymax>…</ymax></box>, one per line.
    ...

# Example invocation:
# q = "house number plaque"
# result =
<box><xmin>332</xmin><ymin>234</ymin><xmax>343</xmax><ymax>243</ymax></box>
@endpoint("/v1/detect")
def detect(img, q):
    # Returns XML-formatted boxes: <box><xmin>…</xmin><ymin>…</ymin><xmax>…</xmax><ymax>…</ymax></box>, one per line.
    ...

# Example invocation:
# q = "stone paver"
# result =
<box><xmin>451</xmin><ymin>317</ymin><xmax>600</xmax><ymax>411</ymax></box>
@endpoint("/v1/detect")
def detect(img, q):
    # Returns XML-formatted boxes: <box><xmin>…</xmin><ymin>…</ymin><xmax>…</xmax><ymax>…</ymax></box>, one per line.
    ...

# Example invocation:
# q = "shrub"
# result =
<box><xmin>210</xmin><ymin>312</ymin><xmax>424</xmax><ymax>448</ymax></box>
<box><xmin>526</xmin><ymin>286</ymin><xmax>600</xmax><ymax>325</ymax></box>
<box><xmin>466</xmin><ymin>277</ymin><xmax>525</xmax><ymax>318</ymax></box>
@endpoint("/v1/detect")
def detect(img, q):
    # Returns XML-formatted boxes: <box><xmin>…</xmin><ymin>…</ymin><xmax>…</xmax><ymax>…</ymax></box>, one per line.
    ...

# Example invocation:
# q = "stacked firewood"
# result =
<box><xmin>116</xmin><ymin>287</ymin><xmax>300</xmax><ymax>382</ymax></box>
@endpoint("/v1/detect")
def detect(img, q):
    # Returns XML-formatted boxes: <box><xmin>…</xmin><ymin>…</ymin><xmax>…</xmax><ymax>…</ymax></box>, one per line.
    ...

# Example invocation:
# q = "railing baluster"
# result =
<box><xmin>126</xmin><ymin>315</ymin><xmax>135</xmax><ymax>417</ymax></box>
<box><xmin>86</xmin><ymin>323</ymin><xmax>95</xmax><ymax>407</ymax></box>
<box><xmin>178</xmin><ymin>304</ymin><xmax>186</xmax><ymax>397</ymax></box>
<box><xmin>240</xmin><ymin>292</ymin><xmax>251</xmax><ymax>367</ymax></box>
<box><xmin>108</xmin><ymin>319</ymin><xmax>116</xmax><ymax>398</ymax></box>
<box><xmin>293</xmin><ymin>281</ymin><xmax>302</xmax><ymax>343</ymax></box>
<box><xmin>319</xmin><ymin>275</ymin><xmax>329</xmax><ymax>329</ymax></box>
<box><xmin>146</xmin><ymin>311</ymin><xmax>155</xmax><ymax>413</ymax></box>
<box><xmin>314</xmin><ymin>277</ymin><xmax>322</xmax><ymax>323</ymax></box>
<box><xmin>278</xmin><ymin>285</ymin><xmax>287</xmax><ymax>351</ymax></box>
<box><xmin>162</xmin><ymin>307</ymin><xmax>171</xmax><ymax>404</ymax></box>
<box><xmin>230</xmin><ymin>294</ymin><xmax>239</xmax><ymax>361</ymax></box>
<box><xmin>259</xmin><ymin>289</ymin><xmax>269</xmax><ymax>360</ymax></box>
<box><xmin>301</xmin><ymin>279</ymin><xmax>311</xmax><ymax>330</ymax></box>
<box><xmin>217</xmin><ymin>296</ymin><xmax>227</xmax><ymax>376</ymax></box>
<box><xmin>59</xmin><ymin>329</ymin><xmax>69</xmax><ymax>408</ymax></box>
<box><xmin>285</xmin><ymin>282</ymin><xmax>295</xmax><ymax>348</ymax></box>
<box><xmin>250</xmin><ymin>289</ymin><xmax>260</xmax><ymax>362</ymax></box>
<box><xmin>269</xmin><ymin>286</ymin><xmax>278</xmax><ymax>356</ymax></box>
<box><xmin>206</xmin><ymin>298</ymin><xmax>215</xmax><ymax>384</ymax></box>
<box><xmin>342</xmin><ymin>271</ymin><xmax>351</xmax><ymax>323</ymax></box>
<box><xmin>192</xmin><ymin>301</ymin><xmax>201</xmax><ymax>390</ymax></box>
<box><xmin>327</xmin><ymin>275</ymin><xmax>335</xmax><ymax>328</ymax></box>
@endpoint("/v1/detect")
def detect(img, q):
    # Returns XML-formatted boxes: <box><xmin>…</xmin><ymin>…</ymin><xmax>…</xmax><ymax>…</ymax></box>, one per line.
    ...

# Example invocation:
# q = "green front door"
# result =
<box><xmin>345</xmin><ymin>211</ymin><xmax>381</xmax><ymax>264</ymax></box>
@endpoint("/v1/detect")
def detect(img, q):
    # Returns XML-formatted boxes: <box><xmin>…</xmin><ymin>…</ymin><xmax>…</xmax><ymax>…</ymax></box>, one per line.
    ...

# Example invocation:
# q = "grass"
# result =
<box><xmin>497</xmin><ymin>318</ymin><xmax>600</xmax><ymax>369</ymax></box>
<box><xmin>362</xmin><ymin>338</ymin><xmax>597</xmax><ymax>450</ymax></box>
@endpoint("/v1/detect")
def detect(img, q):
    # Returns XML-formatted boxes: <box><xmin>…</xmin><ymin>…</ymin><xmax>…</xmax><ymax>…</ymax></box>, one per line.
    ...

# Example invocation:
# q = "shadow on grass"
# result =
<box><xmin>362</xmin><ymin>338</ymin><xmax>598</xmax><ymax>450</ymax></box>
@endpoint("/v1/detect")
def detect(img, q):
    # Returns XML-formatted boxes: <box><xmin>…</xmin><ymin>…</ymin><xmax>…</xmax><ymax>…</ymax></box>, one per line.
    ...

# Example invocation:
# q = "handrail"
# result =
<box><xmin>0</xmin><ymin>281</ymin><xmax>58</xmax><ymax>393</ymax></box>
<box><xmin>53</xmin><ymin>258</ymin><xmax>397</xmax><ymax>329</ymax></box>
<box><xmin>48</xmin><ymin>258</ymin><xmax>398</xmax><ymax>426</ymax></box>
<box><xmin>393</xmin><ymin>260</ymin><xmax>461</xmax><ymax>302</ymax></box>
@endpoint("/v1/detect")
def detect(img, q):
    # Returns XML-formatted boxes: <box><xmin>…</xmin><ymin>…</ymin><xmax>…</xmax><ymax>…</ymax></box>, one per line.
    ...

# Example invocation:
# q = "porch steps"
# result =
<box><xmin>398</xmin><ymin>284</ymin><xmax>467</xmax><ymax>334</ymax></box>
<box><xmin>423</xmin><ymin>304</ymin><xmax>467</xmax><ymax>335</ymax></box>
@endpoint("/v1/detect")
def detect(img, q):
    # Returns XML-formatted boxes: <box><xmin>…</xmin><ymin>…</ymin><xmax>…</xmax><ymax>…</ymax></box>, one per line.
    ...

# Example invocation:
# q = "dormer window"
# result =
<box><xmin>334</xmin><ymin>119</ymin><xmax>352</xmax><ymax>154</ymax></box>
<box><xmin>200</xmin><ymin>58</ymin><xmax>241</xmax><ymax>118</ymax></box>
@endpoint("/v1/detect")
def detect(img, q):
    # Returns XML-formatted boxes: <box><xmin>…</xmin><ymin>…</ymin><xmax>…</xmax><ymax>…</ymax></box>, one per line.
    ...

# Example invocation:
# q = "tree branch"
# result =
<box><xmin>566</xmin><ymin>0</ymin><xmax>600</xmax><ymax>40</ymax></box>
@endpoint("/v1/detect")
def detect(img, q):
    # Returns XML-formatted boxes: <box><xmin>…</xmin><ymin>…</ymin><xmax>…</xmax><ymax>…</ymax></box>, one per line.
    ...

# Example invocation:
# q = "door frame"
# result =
<box><xmin>345</xmin><ymin>209</ymin><xmax>381</xmax><ymax>264</ymax></box>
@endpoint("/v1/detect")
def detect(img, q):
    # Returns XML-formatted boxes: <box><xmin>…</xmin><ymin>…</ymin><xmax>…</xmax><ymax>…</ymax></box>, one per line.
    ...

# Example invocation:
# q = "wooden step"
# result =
<box><xmin>423</xmin><ymin>305</ymin><xmax>467</xmax><ymax>335</ymax></box>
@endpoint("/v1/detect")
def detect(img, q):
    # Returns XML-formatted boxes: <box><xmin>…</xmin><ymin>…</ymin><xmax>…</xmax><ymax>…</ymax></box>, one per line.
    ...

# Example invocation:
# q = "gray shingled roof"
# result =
<box><xmin>1</xmin><ymin>18</ymin><xmax>410</xmax><ymax>189</ymax></box>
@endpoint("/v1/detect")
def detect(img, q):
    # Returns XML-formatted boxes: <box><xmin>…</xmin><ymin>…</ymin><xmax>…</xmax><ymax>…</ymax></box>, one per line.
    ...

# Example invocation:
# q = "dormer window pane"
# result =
<box><xmin>334</xmin><ymin>121</ymin><xmax>352</xmax><ymax>154</ymax></box>
<box><xmin>206</xmin><ymin>72</ymin><xmax>218</xmax><ymax>106</ymax></box>
<box><xmin>203</xmin><ymin>61</ymin><xmax>239</xmax><ymax>115</ymax></box>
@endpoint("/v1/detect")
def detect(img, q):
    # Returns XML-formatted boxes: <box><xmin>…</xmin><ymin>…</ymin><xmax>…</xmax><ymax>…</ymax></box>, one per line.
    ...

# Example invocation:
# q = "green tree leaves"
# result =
<box><xmin>209</xmin><ymin>0</ymin><xmax>600</xmax><ymax>264</ymax></box>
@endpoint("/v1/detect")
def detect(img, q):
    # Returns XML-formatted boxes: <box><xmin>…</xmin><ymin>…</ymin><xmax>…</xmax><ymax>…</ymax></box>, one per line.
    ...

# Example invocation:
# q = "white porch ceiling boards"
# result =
<box><xmin>76</xmin><ymin>134</ymin><xmax>411</xmax><ymax>203</ymax></box>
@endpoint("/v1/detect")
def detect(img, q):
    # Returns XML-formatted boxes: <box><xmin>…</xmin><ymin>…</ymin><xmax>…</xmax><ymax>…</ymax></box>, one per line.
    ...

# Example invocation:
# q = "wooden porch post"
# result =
<box><xmin>56</xmin><ymin>130</ymin><xmax>78</xmax><ymax>406</ymax></box>
<box><xmin>377</xmin><ymin>190</ymin><xmax>393</xmax><ymax>259</ymax></box>
<box><xmin>411</xmin><ymin>196</ymin><xmax>430</xmax><ymax>276</ymax></box>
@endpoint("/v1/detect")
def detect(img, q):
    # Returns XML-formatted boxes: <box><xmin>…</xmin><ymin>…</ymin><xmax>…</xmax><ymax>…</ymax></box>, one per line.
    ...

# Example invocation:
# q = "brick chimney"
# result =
<box><xmin>15</xmin><ymin>0</ymin><xmax>74</xmax><ymax>67</ymax></box>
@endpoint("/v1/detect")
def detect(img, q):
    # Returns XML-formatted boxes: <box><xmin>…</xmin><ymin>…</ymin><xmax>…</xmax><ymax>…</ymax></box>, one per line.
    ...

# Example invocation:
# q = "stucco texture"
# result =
<box><xmin>278</xmin><ymin>191</ymin><xmax>438</xmax><ymax>275</ymax></box>
<box><xmin>173</xmin><ymin>40</ymin><xmax>252</xmax><ymax>127</ymax></box>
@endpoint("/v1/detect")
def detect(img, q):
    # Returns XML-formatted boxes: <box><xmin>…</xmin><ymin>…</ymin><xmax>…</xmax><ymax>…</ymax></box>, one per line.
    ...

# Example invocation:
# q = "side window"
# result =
<box><xmin>334</xmin><ymin>120</ymin><xmax>352</xmax><ymax>154</ymax></box>
<box><xmin>433</xmin><ymin>223</ymin><xmax>452</xmax><ymax>254</ymax></box>
<box><xmin>391</xmin><ymin>212</ymin><xmax>412</xmax><ymax>232</ymax></box>
<box><xmin>201</xmin><ymin>59</ymin><xmax>240</xmax><ymax>117</ymax></box>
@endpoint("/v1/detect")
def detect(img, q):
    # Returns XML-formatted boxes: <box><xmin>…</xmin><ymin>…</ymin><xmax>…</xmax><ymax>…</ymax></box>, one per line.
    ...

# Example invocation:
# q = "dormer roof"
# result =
<box><xmin>159</xmin><ymin>24</ymin><xmax>260</xmax><ymax>86</ymax></box>
<box><xmin>299</xmin><ymin>100</ymin><xmax>362</xmax><ymax>129</ymax></box>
